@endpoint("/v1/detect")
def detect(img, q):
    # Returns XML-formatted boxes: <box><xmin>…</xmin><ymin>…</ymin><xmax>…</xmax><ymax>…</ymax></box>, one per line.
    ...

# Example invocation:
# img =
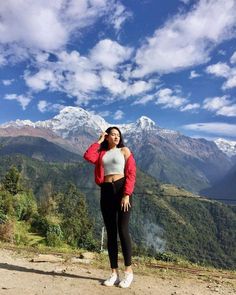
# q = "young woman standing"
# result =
<box><xmin>84</xmin><ymin>126</ymin><xmax>136</xmax><ymax>288</ymax></box>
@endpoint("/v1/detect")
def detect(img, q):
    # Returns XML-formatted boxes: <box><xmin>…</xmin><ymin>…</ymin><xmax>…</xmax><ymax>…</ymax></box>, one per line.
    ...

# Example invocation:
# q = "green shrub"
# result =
<box><xmin>14</xmin><ymin>221</ymin><xmax>30</xmax><ymax>245</ymax></box>
<box><xmin>0</xmin><ymin>209</ymin><xmax>7</xmax><ymax>224</ymax></box>
<box><xmin>155</xmin><ymin>252</ymin><xmax>178</xmax><ymax>263</ymax></box>
<box><xmin>0</xmin><ymin>220</ymin><xmax>14</xmax><ymax>243</ymax></box>
<box><xmin>0</xmin><ymin>190</ymin><xmax>14</xmax><ymax>217</ymax></box>
<box><xmin>46</xmin><ymin>224</ymin><xmax>63</xmax><ymax>247</ymax></box>
<box><xmin>30</xmin><ymin>214</ymin><xmax>49</xmax><ymax>235</ymax></box>
<box><xmin>13</xmin><ymin>192</ymin><xmax>37</xmax><ymax>221</ymax></box>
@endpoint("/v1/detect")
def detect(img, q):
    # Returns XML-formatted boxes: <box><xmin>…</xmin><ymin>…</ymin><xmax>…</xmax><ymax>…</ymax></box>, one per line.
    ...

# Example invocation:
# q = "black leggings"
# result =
<box><xmin>100</xmin><ymin>177</ymin><xmax>132</xmax><ymax>269</ymax></box>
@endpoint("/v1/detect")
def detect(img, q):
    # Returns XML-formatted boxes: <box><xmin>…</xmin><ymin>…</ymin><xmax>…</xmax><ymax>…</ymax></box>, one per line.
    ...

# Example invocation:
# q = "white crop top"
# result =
<box><xmin>102</xmin><ymin>148</ymin><xmax>125</xmax><ymax>176</ymax></box>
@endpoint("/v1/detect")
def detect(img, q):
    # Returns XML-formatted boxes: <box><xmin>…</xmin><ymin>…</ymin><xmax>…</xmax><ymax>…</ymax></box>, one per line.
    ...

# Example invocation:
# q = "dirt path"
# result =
<box><xmin>0</xmin><ymin>248</ymin><xmax>236</xmax><ymax>295</ymax></box>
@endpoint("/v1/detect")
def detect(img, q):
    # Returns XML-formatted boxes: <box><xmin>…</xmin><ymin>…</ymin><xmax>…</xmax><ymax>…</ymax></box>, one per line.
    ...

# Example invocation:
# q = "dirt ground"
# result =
<box><xmin>0</xmin><ymin>248</ymin><xmax>236</xmax><ymax>295</ymax></box>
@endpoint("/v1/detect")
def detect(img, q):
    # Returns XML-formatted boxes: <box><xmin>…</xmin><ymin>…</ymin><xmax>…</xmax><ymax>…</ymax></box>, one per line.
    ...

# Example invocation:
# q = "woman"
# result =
<box><xmin>83</xmin><ymin>126</ymin><xmax>136</xmax><ymax>288</ymax></box>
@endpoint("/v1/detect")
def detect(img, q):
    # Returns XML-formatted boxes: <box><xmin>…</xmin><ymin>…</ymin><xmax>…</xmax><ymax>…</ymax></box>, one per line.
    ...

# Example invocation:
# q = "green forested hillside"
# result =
<box><xmin>0</xmin><ymin>153</ymin><xmax>235</xmax><ymax>269</ymax></box>
<box><xmin>0</xmin><ymin>136</ymin><xmax>82</xmax><ymax>162</ymax></box>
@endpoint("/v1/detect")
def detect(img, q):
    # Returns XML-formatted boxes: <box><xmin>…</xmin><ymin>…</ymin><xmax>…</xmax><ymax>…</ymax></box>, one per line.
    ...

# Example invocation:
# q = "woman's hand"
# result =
<box><xmin>97</xmin><ymin>132</ymin><xmax>108</xmax><ymax>144</ymax></box>
<box><xmin>121</xmin><ymin>195</ymin><xmax>131</xmax><ymax>212</ymax></box>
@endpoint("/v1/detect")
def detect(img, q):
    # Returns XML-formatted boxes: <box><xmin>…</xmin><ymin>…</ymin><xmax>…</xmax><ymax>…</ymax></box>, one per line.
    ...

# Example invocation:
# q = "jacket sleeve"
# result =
<box><xmin>83</xmin><ymin>142</ymin><xmax>100</xmax><ymax>164</ymax></box>
<box><xmin>124</xmin><ymin>153</ymin><xmax>136</xmax><ymax>196</ymax></box>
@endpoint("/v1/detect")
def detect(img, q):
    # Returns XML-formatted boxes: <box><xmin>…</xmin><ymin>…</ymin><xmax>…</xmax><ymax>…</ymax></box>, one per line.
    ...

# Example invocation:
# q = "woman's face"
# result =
<box><xmin>107</xmin><ymin>128</ymin><xmax>120</xmax><ymax>147</ymax></box>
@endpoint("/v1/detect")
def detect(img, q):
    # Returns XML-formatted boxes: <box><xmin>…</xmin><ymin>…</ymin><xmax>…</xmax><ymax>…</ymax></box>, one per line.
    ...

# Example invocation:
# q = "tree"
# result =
<box><xmin>59</xmin><ymin>183</ymin><xmax>96</xmax><ymax>249</ymax></box>
<box><xmin>13</xmin><ymin>191</ymin><xmax>37</xmax><ymax>221</ymax></box>
<box><xmin>2</xmin><ymin>166</ymin><xmax>22</xmax><ymax>195</ymax></box>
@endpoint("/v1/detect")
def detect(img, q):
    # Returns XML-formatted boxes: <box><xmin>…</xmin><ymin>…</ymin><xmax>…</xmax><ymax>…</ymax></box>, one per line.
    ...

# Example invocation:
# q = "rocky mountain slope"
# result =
<box><xmin>0</xmin><ymin>106</ymin><xmax>233</xmax><ymax>194</ymax></box>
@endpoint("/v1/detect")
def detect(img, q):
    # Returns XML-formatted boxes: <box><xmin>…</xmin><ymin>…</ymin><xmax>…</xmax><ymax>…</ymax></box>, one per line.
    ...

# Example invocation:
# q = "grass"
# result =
<box><xmin>160</xmin><ymin>184</ymin><xmax>199</xmax><ymax>198</ymax></box>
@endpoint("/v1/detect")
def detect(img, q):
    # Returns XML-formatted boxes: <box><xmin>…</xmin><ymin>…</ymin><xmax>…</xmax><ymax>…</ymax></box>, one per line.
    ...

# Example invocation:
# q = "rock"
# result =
<box><xmin>79</xmin><ymin>252</ymin><xmax>96</xmax><ymax>260</ymax></box>
<box><xmin>30</xmin><ymin>254</ymin><xmax>64</xmax><ymax>263</ymax></box>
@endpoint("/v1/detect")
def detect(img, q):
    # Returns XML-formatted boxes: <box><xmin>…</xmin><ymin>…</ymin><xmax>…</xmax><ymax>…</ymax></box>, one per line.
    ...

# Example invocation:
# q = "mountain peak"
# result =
<box><xmin>37</xmin><ymin>106</ymin><xmax>109</xmax><ymax>137</ymax></box>
<box><xmin>58</xmin><ymin>106</ymin><xmax>89</xmax><ymax>116</ymax></box>
<box><xmin>1</xmin><ymin>119</ymin><xmax>36</xmax><ymax>128</ymax></box>
<box><xmin>135</xmin><ymin>116</ymin><xmax>156</xmax><ymax>130</ymax></box>
<box><xmin>214</xmin><ymin>138</ymin><xmax>236</xmax><ymax>157</ymax></box>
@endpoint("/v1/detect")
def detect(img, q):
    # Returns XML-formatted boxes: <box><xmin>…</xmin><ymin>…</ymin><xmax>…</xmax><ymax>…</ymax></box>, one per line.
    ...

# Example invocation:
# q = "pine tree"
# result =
<box><xmin>59</xmin><ymin>183</ymin><xmax>96</xmax><ymax>249</ymax></box>
<box><xmin>2</xmin><ymin>166</ymin><xmax>22</xmax><ymax>195</ymax></box>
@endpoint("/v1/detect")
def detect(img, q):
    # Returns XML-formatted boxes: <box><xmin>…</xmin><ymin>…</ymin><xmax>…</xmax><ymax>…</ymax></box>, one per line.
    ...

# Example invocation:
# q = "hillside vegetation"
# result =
<box><xmin>0</xmin><ymin>152</ymin><xmax>235</xmax><ymax>270</ymax></box>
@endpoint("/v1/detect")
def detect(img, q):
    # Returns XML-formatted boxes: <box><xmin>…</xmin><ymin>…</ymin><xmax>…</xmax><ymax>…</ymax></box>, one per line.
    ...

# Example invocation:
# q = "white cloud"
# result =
<box><xmin>4</xmin><ymin>93</ymin><xmax>31</xmax><ymax>110</ymax></box>
<box><xmin>0</xmin><ymin>53</ymin><xmax>6</xmax><ymax>66</ymax></box>
<box><xmin>25</xmin><ymin>50</ymin><xmax>101</xmax><ymax>101</ymax></box>
<box><xmin>223</xmin><ymin>74</ymin><xmax>236</xmax><ymax>90</ymax></box>
<box><xmin>132</xmin><ymin>94</ymin><xmax>154</xmax><ymax>105</ymax></box>
<box><xmin>2</xmin><ymin>79</ymin><xmax>14</xmax><ymax>86</ymax></box>
<box><xmin>0</xmin><ymin>1</ymin><xmax>67</xmax><ymax>51</ymax></box>
<box><xmin>106</xmin><ymin>2</ymin><xmax>132</xmax><ymax>31</ymax></box>
<box><xmin>37</xmin><ymin>100</ymin><xmax>48</xmax><ymax>112</ymax></box>
<box><xmin>189</xmin><ymin>70</ymin><xmax>200</xmax><ymax>79</ymax></box>
<box><xmin>100</xmin><ymin>70</ymin><xmax>127</xmax><ymax>95</ymax></box>
<box><xmin>206</xmin><ymin>62</ymin><xmax>230</xmax><ymax>78</ymax></box>
<box><xmin>25</xmin><ymin>69</ymin><xmax>56</xmax><ymax>91</ymax></box>
<box><xmin>206</xmin><ymin>61</ymin><xmax>236</xmax><ymax>90</ymax></box>
<box><xmin>182</xmin><ymin>122</ymin><xmax>236</xmax><ymax>137</ymax></box>
<box><xmin>100</xmin><ymin>70</ymin><xmax>154</xmax><ymax>98</ymax></box>
<box><xmin>37</xmin><ymin>100</ymin><xmax>64</xmax><ymax>113</ymax></box>
<box><xmin>180</xmin><ymin>103</ymin><xmax>200</xmax><ymax>112</ymax></box>
<box><xmin>180</xmin><ymin>0</ymin><xmax>191</xmax><ymax>4</ymax></box>
<box><xmin>114</xmin><ymin>110</ymin><xmax>124</xmax><ymax>120</ymax></box>
<box><xmin>90</xmin><ymin>39</ymin><xmax>133</xmax><ymax>69</ymax></box>
<box><xmin>24</xmin><ymin>47</ymin><xmax>155</xmax><ymax>104</ymax></box>
<box><xmin>133</xmin><ymin>0</ymin><xmax>236</xmax><ymax>77</ymax></box>
<box><xmin>218</xmin><ymin>49</ymin><xmax>226</xmax><ymax>56</ymax></box>
<box><xmin>203</xmin><ymin>95</ymin><xmax>230</xmax><ymax>111</ymax></box>
<box><xmin>125</xmin><ymin>80</ymin><xmax>153</xmax><ymax>96</ymax></box>
<box><xmin>156</xmin><ymin>88</ymin><xmax>188</xmax><ymax>109</ymax></box>
<box><xmin>230</xmin><ymin>51</ymin><xmax>236</xmax><ymax>64</ymax></box>
<box><xmin>0</xmin><ymin>43</ymin><xmax>32</xmax><ymax>65</ymax></box>
<box><xmin>97</xmin><ymin>110</ymin><xmax>111</xmax><ymax>117</ymax></box>
<box><xmin>203</xmin><ymin>95</ymin><xmax>236</xmax><ymax>117</ymax></box>
<box><xmin>216</xmin><ymin>104</ymin><xmax>236</xmax><ymax>117</ymax></box>
<box><xmin>0</xmin><ymin>0</ymin><xmax>130</xmax><ymax>62</ymax></box>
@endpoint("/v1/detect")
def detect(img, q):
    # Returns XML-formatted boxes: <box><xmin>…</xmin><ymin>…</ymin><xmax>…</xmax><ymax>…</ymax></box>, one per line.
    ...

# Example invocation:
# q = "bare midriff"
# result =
<box><xmin>104</xmin><ymin>174</ymin><xmax>125</xmax><ymax>182</ymax></box>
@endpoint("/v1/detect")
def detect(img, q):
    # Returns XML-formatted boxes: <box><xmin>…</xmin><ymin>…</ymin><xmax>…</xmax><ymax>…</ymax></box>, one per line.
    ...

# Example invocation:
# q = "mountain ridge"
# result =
<box><xmin>2</xmin><ymin>106</ymin><xmax>235</xmax><ymax>156</ymax></box>
<box><xmin>0</xmin><ymin>106</ymin><xmax>233</xmax><ymax>196</ymax></box>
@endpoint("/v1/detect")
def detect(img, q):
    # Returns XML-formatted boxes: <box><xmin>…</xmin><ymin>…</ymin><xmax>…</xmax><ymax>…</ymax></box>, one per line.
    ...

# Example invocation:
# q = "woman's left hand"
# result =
<box><xmin>121</xmin><ymin>195</ymin><xmax>131</xmax><ymax>212</ymax></box>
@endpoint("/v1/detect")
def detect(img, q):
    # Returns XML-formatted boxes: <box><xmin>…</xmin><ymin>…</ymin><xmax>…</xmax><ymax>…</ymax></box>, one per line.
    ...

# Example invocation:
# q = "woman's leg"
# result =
<box><xmin>100</xmin><ymin>184</ymin><xmax>119</xmax><ymax>269</ymax></box>
<box><xmin>118</xmin><ymin>204</ymin><xmax>132</xmax><ymax>268</ymax></box>
<box><xmin>111</xmin><ymin>178</ymin><xmax>132</xmax><ymax>269</ymax></box>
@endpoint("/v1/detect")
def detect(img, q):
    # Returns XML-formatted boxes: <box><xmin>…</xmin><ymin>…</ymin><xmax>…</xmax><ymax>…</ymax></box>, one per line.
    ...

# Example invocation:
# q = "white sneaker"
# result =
<box><xmin>119</xmin><ymin>272</ymin><xmax>134</xmax><ymax>288</ymax></box>
<box><xmin>103</xmin><ymin>273</ymin><xmax>120</xmax><ymax>286</ymax></box>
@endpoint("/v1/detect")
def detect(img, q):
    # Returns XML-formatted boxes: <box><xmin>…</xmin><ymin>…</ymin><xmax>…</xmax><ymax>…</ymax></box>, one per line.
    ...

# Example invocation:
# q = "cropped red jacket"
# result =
<box><xmin>83</xmin><ymin>142</ymin><xmax>136</xmax><ymax>196</ymax></box>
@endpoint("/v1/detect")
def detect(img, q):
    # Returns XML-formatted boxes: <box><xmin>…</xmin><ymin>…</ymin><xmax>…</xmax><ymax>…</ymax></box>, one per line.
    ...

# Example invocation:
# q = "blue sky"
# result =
<box><xmin>1</xmin><ymin>0</ymin><xmax>236</xmax><ymax>140</ymax></box>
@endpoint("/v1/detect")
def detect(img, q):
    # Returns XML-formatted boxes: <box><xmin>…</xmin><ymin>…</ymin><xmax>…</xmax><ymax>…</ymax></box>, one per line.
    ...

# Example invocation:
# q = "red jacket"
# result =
<box><xmin>83</xmin><ymin>142</ymin><xmax>136</xmax><ymax>196</ymax></box>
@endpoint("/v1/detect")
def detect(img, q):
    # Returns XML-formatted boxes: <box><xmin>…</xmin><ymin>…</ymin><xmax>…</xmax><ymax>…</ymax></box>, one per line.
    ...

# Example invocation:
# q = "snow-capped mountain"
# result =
<box><xmin>0</xmin><ymin>106</ymin><xmax>233</xmax><ymax>195</ymax></box>
<box><xmin>2</xmin><ymin>106</ymin><xmax>109</xmax><ymax>134</ymax></box>
<box><xmin>37</xmin><ymin>106</ymin><xmax>109</xmax><ymax>137</ymax></box>
<box><xmin>1</xmin><ymin>107</ymin><xmax>176</xmax><ymax>140</ymax></box>
<box><xmin>214</xmin><ymin>138</ymin><xmax>236</xmax><ymax>157</ymax></box>
<box><xmin>117</xmin><ymin>116</ymin><xmax>159</xmax><ymax>135</ymax></box>
<box><xmin>2</xmin><ymin>119</ymin><xmax>37</xmax><ymax>128</ymax></box>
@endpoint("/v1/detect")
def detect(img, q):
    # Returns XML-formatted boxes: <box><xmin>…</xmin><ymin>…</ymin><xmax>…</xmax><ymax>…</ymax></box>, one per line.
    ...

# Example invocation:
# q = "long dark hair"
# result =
<box><xmin>100</xmin><ymin>126</ymin><xmax>125</xmax><ymax>150</ymax></box>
